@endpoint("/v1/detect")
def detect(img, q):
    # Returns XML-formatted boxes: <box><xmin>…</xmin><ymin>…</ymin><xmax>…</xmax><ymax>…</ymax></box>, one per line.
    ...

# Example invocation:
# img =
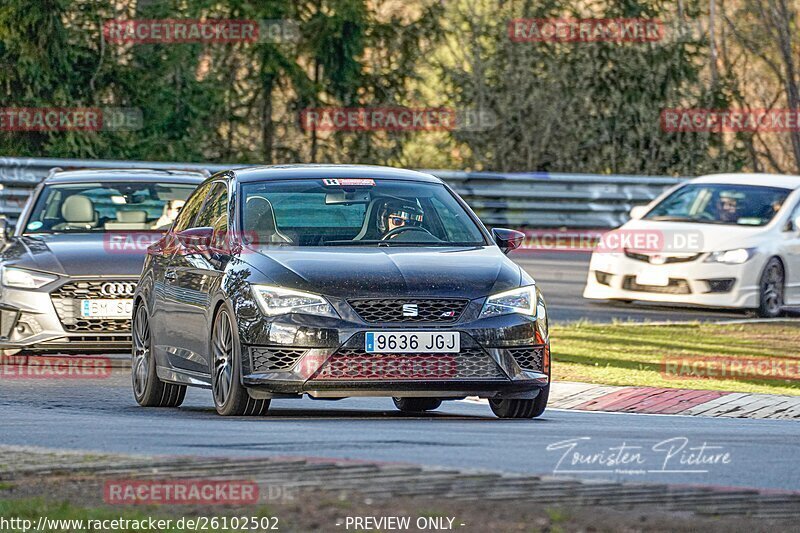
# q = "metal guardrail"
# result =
<box><xmin>0</xmin><ymin>156</ymin><xmax>685</xmax><ymax>228</ymax></box>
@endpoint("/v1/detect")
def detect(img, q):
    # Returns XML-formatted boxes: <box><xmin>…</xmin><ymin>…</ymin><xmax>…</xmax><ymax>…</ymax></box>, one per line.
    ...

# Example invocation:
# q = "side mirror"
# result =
<box><xmin>793</xmin><ymin>214</ymin><xmax>800</xmax><ymax>234</ymax></box>
<box><xmin>176</xmin><ymin>227</ymin><xmax>213</xmax><ymax>249</ymax></box>
<box><xmin>0</xmin><ymin>218</ymin><xmax>8</xmax><ymax>243</ymax></box>
<box><xmin>629</xmin><ymin>205</ymin><xmax>649</xmax><ymax>220</ymax></box>
<box><xmin>491</xmin><ymin>228</ymin><xmax>525</xmax><ymax>254</ymax></box>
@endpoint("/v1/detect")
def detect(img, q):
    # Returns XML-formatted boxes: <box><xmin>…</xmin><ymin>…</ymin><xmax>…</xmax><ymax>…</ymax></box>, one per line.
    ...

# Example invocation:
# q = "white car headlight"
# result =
<box><xmin>704</xmin><ymin>248</ymin><xmax>755</xmax><ymax>264</ymax></box>
<box><xmin>0</xmin><ymin>266</ymin><xmax>58</xmax><ymax>289</ymax></box>
<box><xmin>480</xmin><ymin>285</ymin><xmax>537</xmax><ymax>318</ymax></box>
<box><xmin>251</xmin><ymin>284</ymin><xmax>338</xmax><ymax>318</ymax></box>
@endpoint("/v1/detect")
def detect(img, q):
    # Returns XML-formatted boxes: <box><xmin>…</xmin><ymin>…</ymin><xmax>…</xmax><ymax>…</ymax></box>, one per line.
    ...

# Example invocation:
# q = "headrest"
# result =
<box><xmin>61</xmin><ymin>195</ymin><xmax>95</xmax><ymax>223</ymax></box>
<box><xmin>116</xmin><ymin>210</ymin><xmax>147</xmax><ymax>223</ymax></box>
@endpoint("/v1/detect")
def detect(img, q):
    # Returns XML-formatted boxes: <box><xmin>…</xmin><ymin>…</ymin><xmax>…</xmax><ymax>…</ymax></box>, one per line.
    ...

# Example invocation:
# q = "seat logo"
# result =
<box><xmin>402</xmin><ymin>303</ymin><xmax>419</xmax><ymax>317</ymax></box>
<box><xmin>101</xmin><ymin>282</ymin><xmax>136</xmax><ymax>296</ymax></box>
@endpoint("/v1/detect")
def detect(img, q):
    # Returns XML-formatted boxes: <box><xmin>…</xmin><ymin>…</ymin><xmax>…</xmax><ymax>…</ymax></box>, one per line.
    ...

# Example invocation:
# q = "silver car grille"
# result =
<box><xmin>50</xmin><ymin>280</ymin><xmax>135</xmax><ymax>333</ymax></box>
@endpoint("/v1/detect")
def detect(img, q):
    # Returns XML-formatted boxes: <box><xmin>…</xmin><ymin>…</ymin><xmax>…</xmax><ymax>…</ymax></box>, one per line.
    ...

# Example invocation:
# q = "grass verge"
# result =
<box><xmin>551</xmin><ymin>322</ymin><xmax>800</xmax><ymax>396</ymax></box>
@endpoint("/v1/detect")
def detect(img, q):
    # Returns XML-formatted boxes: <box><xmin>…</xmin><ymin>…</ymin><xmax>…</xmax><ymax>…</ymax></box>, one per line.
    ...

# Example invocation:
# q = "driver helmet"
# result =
<box><xmin>378</xmin><ymin>199</ymin><xmax>424</xmax><ymax>233</ymax></box>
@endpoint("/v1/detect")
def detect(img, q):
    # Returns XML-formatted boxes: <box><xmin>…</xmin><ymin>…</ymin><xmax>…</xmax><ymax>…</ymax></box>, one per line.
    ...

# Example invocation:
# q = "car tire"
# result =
<box><xmin>489</xmin><ymin>385</ymin><xmax>549</xmax><ymax>419</ymax></box>
<box><xmin>132</xmin><ymin>303</ymin><xmax>186</xmax><ymax>408</ymax></box>
<box><xmin>210</xmin><ymin>308</ymin><xmax>270</xmax><ymax>416</ymax></box>
<box><xmin>758</xmin><ymin>257</ymin><xmax>784</xmax><ymax>318</ymax></box>
<box><xmin>392</xmin><ymin>397</ymin><xmax>442</xmax><ymax>413</ymax></box>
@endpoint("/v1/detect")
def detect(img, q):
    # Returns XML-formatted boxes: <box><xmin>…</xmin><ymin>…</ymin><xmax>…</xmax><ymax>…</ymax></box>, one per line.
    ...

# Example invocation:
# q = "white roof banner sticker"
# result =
<box><xmin>322</xmin><ymin>178</ymin><xmax>376</xmax><ymax>186</ymax></box>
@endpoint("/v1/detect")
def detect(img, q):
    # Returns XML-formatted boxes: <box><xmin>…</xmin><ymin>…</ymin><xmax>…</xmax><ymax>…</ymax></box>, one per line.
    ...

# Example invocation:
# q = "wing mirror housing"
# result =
<box><xmin>491</xmin><ymin>228</ymin><xmax>525</xmax><ymax>254</ymax></box>
<box><xmin>176</xmin><ymin>227</ymin><xmax>214</xmax><ymax>249</ymax></box>
<box><xmin>792</xmin><ymin>213</ymin><xmax>800</xmax><ymax>234</ymax></box>
<box><xmin>629</xmin><ymin>205</ymin><xmax>649</xmax><ymax>220</ymax></box>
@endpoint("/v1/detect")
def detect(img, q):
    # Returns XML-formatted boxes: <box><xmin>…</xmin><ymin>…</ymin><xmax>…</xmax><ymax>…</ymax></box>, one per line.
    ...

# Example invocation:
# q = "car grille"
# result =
<box><xmin>624</xmin><ymin>250</ymin><xmax>700</xmax><ymax>264</ymax></box>
<box><xmin>702</xmin><ymin>278</ymin><xmax>736</xmax><ymax>293</ymax></box>
<box><xmin>313</xmin><ymin>347</ymin><xmax>505</xmax><ymax>380</ymax></box>
<box><xmin>622</xmin><ymin>276</ymin><xmax>692</xmax><ymax>295</ymax></box>
<box><xmin>348</xmin><ymin>298</ymin><xmax>469</xmax><ymax>324</ymax></box>
<box><xmin>249</xmin><ymin>347</ymin><xmax>307</xmax><ymax>373</ymax></box>
<box><xmin>507</xmin><ymin>346</ymin><xmax>545</xmax><ymax>371</ymax></box>
<box><xmin>50</xmin><ymin>280</ymin><xmax>135</xmax><ymax>333</ymax></box>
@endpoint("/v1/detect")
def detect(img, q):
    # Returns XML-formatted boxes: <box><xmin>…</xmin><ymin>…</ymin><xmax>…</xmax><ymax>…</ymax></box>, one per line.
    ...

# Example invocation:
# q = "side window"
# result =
<box><xmin>430</xmin><ymin>197</ymin><xmax>474</xmax><ymax>242</ymax></box>
<box><xmin>790</xmin><ymin>200</ymin><xmax>800</xmax><ymax>230</ymax></box>
<box><xmin>172</xmin><ymin>183</ymin><xmax>211</xmax><ymax>233</ymax></box>
<box><xmin>194</xmin><ymin>182</ymin><xmax>228</xmax><ymax>231</ymax></box>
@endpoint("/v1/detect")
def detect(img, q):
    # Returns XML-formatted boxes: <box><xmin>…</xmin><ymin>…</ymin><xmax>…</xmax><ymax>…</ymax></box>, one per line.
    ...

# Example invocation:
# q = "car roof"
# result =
<box><xmin>228</xmin><ymin>164</ymin><xmax>443</xmax><ymax>184</ymax></box>
<box><xmin>693</xmin><ymin>173</ymin><xmax>800</xmax><ymax>190</ymax></box>
<box><xmin>44</xmin><ymin>168</ymin><xmax>207</xmax><ymax>185</ymax></box>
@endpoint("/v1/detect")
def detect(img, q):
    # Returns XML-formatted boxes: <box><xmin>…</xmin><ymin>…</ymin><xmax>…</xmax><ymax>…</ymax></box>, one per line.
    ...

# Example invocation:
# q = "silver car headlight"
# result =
<box><xmin>479</xmin><ymin>285</ymin><xmax>538</xmax><ymax>318</ymax></box>
<box><xmin>0</xmin><ymin>266</ymin><xmax>58</xmax><ymax>289</ymax></box>
<box><xmin>251</xmin><ymin>284</ymin><xmax>338</xmax><ymax>318</ymax></box>
<box><xmin>704</xmin><ymin>248</ymin><xmax>755</xmax><ymax>264</ymax></box>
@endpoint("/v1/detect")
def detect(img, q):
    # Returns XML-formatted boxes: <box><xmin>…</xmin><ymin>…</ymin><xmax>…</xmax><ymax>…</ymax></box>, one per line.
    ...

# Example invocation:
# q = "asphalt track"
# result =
<box><xmin>1</xmin><ymin>372</ymin><xmax>798</xmax><ymax>492</ymax></box>
<box><xmin>512</xmin><ymin>251</ymin><xmax>799</xmax><ymax>323</ymax></box>
<box><xmin>2</xmin><ymin>253</ymin><xmax>799</xmax><ymax>494</ymax></box>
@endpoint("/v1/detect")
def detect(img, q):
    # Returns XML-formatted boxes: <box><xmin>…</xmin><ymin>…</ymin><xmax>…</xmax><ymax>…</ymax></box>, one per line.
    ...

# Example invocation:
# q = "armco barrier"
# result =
<box><xmin>0</xmin><ymin>156</ymin><xmax>685</xmax><ymax>228</ymax></box>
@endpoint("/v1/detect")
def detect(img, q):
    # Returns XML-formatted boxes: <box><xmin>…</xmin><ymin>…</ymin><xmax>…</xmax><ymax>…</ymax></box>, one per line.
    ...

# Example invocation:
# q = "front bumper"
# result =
<box><xmin>0</xmin><ymin>278</ymin><xmax>135</xmax><ymax>354</ymax></box>
<box><xmin>237</xmin><ymin>308</ymin><xmax>550</xmax><ymax>399</ymax></box>
<box><xmin>582</xmin><ymin>252</ymin><xmax>762</xmax><ymax>309</ymax></box>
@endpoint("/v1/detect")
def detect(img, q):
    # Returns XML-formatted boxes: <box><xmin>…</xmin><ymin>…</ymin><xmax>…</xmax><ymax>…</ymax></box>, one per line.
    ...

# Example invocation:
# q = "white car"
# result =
<box><xmin>583</xmin><ymin>174</ymin><xmax>800</xmax><ymax>317</ymax></box>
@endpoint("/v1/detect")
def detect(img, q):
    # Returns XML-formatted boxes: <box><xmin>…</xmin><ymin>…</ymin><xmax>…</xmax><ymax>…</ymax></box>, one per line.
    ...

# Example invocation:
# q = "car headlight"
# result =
<box><xmin>480</xmin><ymin>285</ymin><xmax>537</xmax><ymax>318</ymax></box>
<box><xmin>0</xmin><ymin>266</ymin><xmax>58</xmax><ymax>289</ymax></box>
<box><xmin>251</xmin><ymin>284</ymin><xmax>338</xmax><ymax>318</ymax></box>
<box><xmin>704</xmin><ymin>248</ymin><xmax>755</xmax><ymax>264</ymax></box>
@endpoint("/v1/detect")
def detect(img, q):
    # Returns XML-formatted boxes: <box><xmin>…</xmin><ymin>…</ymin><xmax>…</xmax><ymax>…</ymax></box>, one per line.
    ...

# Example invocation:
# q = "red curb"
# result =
<box><xmin>651</xmin><ymin>390</ymin><xmax>731</xmax><ymax>414</ymax></box>
<box><xmin>572</xmin><ymin>387</ymin><xmax>651</xmax><ymax>410</ymax></box>
<box><xmin>631</xmin><ymin>389</ymin><xmax>710</xmax><ymax>413</ymax></box>
<box><xmin>571</xmin><ymin>386</ymin><xmax>734</xmax><ymax>414</ymax></box>
<box><xmin>607</xmin><ymin>388</ymin><xmax>680</xmax><ymax>411</ymax></box>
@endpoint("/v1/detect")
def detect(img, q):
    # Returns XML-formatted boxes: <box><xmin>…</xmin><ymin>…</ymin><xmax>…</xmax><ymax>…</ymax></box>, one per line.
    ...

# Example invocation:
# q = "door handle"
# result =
<box><xmin>164</xmin><ymin>269</ymin><xmax>177</xmax><ymax>282</ymax></box>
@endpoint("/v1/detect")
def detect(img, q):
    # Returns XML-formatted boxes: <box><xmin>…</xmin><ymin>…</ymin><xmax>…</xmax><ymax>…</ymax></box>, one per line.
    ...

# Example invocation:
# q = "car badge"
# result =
<box><xmin>402</xmin><ymin>303</ymin><xmax>419</xmax><ymax>317</ymax></box>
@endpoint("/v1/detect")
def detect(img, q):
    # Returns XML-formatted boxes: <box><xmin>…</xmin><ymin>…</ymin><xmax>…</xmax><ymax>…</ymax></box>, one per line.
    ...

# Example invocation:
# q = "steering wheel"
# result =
<box><xmin>697</xmin><ymin>211</ymin><xmax>716</xmax><ymax>221</ymax></box>
<box><xmin>381</xmin><ymin>226</ymin><xmax>436</xmax><ymax>240</ymax></box>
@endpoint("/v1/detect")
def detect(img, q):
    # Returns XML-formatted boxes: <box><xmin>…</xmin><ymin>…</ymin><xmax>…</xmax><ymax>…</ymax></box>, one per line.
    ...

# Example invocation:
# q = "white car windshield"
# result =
<box><xmin>644</xmin><ymin>183</ymin><xmax>791</xmax><ymax>226</ymax></box>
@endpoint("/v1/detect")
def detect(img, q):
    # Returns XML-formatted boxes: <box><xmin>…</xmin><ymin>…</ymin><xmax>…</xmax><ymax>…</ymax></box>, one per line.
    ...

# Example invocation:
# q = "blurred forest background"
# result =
<box><xmin>1</xmin><ymin>0</ymin><xmax>800</xmax><ymax>175</ymax></box>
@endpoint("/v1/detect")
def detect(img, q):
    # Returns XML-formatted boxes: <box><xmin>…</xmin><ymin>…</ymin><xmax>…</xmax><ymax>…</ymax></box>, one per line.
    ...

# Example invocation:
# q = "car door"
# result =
<box><xmin>784</xmin><ymin>200</ymin><xmax>800</xmax><ymax>305</ymax></box>
<box><xmin>165</xmin><ymin>180</ymin><xmax>230</xmax><ymax>373</ymax></box>
<box><xmin>151</xmin><ymin>182</ymin><xmax>212</xmax><ymax>370</ymax></box>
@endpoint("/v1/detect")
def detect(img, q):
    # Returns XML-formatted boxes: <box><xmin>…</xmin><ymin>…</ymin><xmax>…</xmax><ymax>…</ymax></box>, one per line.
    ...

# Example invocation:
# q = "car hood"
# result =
<box><xmin>0</xmin><ymin>234</ymin><xmax>151</xmax><ymax>277</ymax></box>
<box><xmin>242</xmin><ymin>245</ymin><xmax>523</xmax><ymax>299</ymax></box>
<box><xmin>619</xmin><ymin>219</ymin><xmax>768</xmax><ymax>253</ymax></box>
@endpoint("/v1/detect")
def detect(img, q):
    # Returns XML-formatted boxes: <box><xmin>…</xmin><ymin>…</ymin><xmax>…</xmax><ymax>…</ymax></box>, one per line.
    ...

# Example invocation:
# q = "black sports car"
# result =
<box><xmin>132</xmin><ymin>165</ymin><xmax>550</xmax><ymax>418</ymax></box>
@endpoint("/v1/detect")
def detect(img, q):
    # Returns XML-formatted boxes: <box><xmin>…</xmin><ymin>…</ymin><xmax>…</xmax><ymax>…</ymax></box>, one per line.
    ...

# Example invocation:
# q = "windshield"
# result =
<box><xmin>644</xmin><ymin>183</ymin><xmax>790</xmax><ymax>226</ymax></box>
<box><xmin>23</xmin><ymin>181</ymin><xmax>198</xmax><ymax>234</ymax></box>
<box><xmin>241</xmin><ymin>179</ymin><xmax>487</xmax><ymax>246</ymax></box>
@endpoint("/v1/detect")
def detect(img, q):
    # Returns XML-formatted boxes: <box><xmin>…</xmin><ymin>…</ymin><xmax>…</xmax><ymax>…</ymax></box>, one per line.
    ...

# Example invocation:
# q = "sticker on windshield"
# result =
<box><xmin>27</xmin><ymin>221</ymin><xmax>43</xmax><ymax>231</ymax></box>
<box><xmin>322</xmin><ymin>178</ymin><xmax>375</xmax><ymax>187</ymax></box>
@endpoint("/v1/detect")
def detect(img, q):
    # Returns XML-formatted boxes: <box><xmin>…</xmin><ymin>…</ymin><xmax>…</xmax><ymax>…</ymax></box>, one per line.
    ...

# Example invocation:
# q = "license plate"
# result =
<box><xmin>635</xmin><ymin>271</ymin><xmax>670</xmax><ymax>287</ymax></box>
<box><xmin>80</xmin><ymin>299</ymin><xmax>134</xmax><ymax>319</ymax></box>
<box><xmin>365</xmin><ymin>331</ymin><xmax>460</xmax><ymax>353</ymax></box>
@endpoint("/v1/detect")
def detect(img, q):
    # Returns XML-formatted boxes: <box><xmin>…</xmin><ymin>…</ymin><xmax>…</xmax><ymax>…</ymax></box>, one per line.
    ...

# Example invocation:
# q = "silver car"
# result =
<box><xmin>0</xmin><ymin>168</ymin><xmax>204</xmax><ymax>355</ymax></box>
